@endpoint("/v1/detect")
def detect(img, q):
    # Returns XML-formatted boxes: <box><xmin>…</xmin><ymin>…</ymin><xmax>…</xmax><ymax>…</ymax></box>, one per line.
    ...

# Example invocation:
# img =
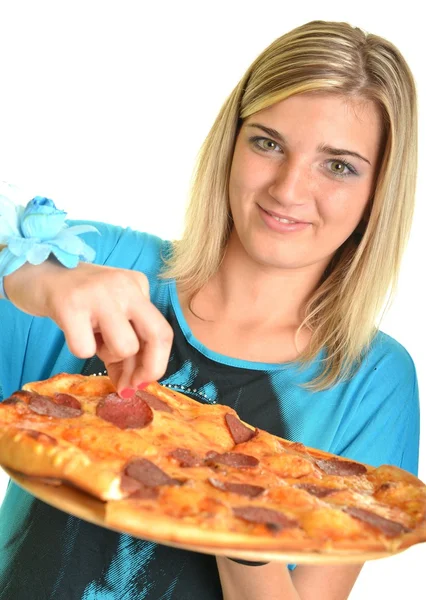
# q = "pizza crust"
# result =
<box><xmin>0</xmin><ymin>426</ymin><xmax>124</xmax><ymax>500</ymax></box>
<box><xmin>105</xmin><ymin>498</ymin><xmax>409</xmax><ymax>554</ymax></box>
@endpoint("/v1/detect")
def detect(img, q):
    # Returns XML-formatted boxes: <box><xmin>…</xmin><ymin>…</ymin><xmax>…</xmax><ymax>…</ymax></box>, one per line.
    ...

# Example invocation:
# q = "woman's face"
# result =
<box><xmin>228</xmin><ymin>93</ymin><xmax>382</xmax><ymax>273</ymax></box>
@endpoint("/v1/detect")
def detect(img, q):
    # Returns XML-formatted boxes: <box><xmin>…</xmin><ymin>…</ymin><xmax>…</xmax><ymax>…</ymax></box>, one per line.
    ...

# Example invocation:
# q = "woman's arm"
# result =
<box><xmin>216</xmin><ymin>557</ymin><xmax>362</xmax><ymax>600</ymax></box>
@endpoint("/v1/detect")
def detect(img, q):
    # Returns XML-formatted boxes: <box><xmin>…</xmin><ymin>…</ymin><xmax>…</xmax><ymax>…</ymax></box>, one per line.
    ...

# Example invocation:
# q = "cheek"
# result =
<box><xmin>229</xmin><ymin>153</ymin><xmax>270</xmax><ymax>204</ymax></box>
<box><xmin>320</xmin><ymin>185</ymin><xmax>371</xmax><ymax>230</ymax></box>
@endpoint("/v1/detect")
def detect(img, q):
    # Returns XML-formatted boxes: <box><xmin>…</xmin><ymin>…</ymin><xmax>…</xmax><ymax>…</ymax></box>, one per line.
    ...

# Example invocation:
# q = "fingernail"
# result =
<box><xmin>137</xmin><ymin>382</ymin><xmax>149</xmax><ymax>390</ymax></box>
<box><xmin>120</xmin><ymin>388</ymin><xmax>135</xmax><ymax>398</ymax></box>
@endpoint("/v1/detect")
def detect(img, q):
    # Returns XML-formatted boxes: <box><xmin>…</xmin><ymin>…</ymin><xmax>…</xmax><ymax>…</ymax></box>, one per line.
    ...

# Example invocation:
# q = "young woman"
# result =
<box><xmin>0</xmin><ymin>20</ymin><xmax>419</xmax><ymax>600</ymax></box>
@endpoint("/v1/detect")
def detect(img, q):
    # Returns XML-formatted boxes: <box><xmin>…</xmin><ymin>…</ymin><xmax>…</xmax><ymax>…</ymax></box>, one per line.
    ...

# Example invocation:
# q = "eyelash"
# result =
<box><xmin>248</xmin><ymin>136</ymin><xmax>359</xmax><ymax>178</ymax></box>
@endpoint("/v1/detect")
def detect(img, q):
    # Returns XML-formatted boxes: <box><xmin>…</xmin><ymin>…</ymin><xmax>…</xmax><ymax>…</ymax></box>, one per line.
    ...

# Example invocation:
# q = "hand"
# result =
<box><xmin>4</xmin><ymin>260</ymin><xmax>173</xmax><ymax>394</ymax></box>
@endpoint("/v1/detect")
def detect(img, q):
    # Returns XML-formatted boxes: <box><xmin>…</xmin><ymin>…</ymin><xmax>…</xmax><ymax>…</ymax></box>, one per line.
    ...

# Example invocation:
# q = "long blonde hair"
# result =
<box><xmin>162</xmin><ymin>20</ymin><xmax>418</xmax><ymax>389</ymax></box>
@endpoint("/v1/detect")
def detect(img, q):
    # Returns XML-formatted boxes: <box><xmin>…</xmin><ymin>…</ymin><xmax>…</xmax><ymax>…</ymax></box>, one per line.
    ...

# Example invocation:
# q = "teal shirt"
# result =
<box><xmin>0</xmin><ymin>222</ymin><xmax>420</xmax><ymax>600</ymax></box>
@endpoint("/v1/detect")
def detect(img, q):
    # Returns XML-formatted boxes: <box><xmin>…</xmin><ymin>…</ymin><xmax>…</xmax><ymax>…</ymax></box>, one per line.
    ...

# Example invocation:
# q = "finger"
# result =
<box><xmin>97</xmin><ymin>309</ymin><xmax>140</xmax><ymax>360</ymax></box>
<box><xmin>102</xmin><ymin>360</ymin><xmax>124</xmax><ymax>391</ymax></box>
<box><xmin>133</xmin><ymin>271</ymin><xmax>150</xmax><ymax>299</ymax></box>
<box><xmin>59</xmin><ymin>311</ymin><xmax>97</xmax><ymax>358</ymax></box>
<box><xmin>129</xmin><ymin>342</ymin><xmax>168</xmax><ymax>389</ymax></box>
<box><xmin>115</xmin><ymin>353</ymin><xmax>141</xmax><ymax>396</ymax></box>
<box><xmin>96</xmin><ymin>334</ymin><xmax>142</xmax><ymax>396</ymax></box>
<box><xmin>128</xmin><ymin>301</ymin><xmax>173</xmax><ymax>386</ymax></box>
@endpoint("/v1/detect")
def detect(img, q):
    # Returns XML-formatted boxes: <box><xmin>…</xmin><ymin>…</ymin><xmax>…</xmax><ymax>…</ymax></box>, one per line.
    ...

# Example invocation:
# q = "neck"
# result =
<box><xmin>188</xmin><ymin>231</ymin><xmax>327</xmax><ymax>330</ymax></box>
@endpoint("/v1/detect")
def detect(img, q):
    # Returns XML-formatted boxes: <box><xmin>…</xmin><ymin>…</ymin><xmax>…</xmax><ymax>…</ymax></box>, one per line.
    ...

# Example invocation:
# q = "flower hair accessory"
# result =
<box><xmin>0</xmin><ymin>190</ymin><xmax>99</xmax><ymax>298</ymax></box>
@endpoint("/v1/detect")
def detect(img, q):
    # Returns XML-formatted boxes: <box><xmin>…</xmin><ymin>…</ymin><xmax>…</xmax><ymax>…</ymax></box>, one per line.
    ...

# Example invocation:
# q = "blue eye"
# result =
<box><xmin>327</xmin><ymin>159</ymin><xmax>358</xmax><ymax>178</ymax></box>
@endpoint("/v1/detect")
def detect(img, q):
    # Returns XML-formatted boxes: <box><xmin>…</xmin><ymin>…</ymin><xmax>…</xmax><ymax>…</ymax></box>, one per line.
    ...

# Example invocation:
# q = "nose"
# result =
<box><xmin>268</xmin><ymin>158</ymin><xmax>310</xmax><ymax>207</ymax></box>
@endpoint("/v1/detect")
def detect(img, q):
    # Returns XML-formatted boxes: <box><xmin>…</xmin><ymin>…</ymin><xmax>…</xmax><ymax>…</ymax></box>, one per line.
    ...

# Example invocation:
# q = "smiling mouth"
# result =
<box><xmin>262</xmin><ymin>207</ymin><xmax>308</xmax><ymax>224</ymax></box>
<box><xmin>269</xmin><ymin>214</ymin><xmax>297</xmax><ymax>224</ymax></box>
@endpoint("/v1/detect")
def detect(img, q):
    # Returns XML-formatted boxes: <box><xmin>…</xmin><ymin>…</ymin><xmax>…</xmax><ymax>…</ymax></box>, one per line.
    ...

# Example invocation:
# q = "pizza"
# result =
<box><xmin>0</xmin><ymin>373</ymin><xmax>425</xmax><ymax>559</ymax></box>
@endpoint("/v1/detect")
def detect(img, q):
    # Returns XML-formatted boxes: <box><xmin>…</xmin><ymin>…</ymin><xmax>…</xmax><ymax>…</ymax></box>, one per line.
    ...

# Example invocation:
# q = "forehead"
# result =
<box><xmin>245</xmin><ymin>93</ymin><xmax>383</xmax><ymax>162</ymax></box>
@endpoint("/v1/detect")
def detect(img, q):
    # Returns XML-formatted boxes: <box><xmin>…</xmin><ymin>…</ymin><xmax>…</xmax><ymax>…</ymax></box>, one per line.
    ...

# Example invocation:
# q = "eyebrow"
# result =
<box><xmin>246</xmin><ymin>123</ymin><xmax>371</xmax><ymax>165</ymax></box>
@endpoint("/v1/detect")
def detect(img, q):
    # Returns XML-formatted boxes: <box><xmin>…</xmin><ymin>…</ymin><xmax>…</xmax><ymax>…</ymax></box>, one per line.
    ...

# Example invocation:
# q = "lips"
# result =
<box><xmin>261</xmin><ymin>207</ymin><xmax>309</xmax><ymax>224</ymax></box>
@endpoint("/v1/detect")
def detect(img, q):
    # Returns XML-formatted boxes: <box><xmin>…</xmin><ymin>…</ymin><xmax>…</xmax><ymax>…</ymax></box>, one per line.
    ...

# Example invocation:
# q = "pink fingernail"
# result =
<box><xmin>120</xmin><ymin>388</ymin><xmax>135</xmax><ymax>398</ymax></box>
<box><xmin>137</xmin><ymin>382</ymin><xmax>149</xmax><ymax>390</ymax></box>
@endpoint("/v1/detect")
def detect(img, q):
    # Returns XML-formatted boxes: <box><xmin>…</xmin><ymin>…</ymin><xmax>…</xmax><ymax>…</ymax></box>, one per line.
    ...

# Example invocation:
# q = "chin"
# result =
<box><xmin>242</xmin><ymin>234</ymin><xmax>332</xmax><ymax>272</ymax></box>
<box><xmin>245</xmin><ymin>241</ymin><xmax>306</xmax><ymax>270</ymax></box>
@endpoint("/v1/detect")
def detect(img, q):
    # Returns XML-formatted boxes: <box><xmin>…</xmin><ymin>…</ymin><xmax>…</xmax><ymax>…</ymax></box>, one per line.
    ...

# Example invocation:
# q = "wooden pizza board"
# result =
<box><xmin>2</xmin><ymin>467</ymin><xmax>408</xmax><ymax>564</ymax></box>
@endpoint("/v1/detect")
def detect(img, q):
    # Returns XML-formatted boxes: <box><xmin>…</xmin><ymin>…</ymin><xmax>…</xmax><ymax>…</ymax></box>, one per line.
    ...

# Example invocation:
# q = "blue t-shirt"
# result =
<box><xmin>0</xmin><ymin>223</ymin><xmax>420</xmax><ymax>600</ymax></box>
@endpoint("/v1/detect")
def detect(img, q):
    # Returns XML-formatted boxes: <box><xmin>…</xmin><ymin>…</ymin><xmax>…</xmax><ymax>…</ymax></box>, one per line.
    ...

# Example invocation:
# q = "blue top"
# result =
<box><xmin>0</xmin><ymin>222</ymin><xmax>420</xmax><ymax>600</ymax></box>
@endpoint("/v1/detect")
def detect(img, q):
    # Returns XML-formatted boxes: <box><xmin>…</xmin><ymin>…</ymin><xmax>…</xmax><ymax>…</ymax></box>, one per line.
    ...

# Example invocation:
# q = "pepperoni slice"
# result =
<box><xmin>344</xmin><ymin>507</ymin><xmax>411</xmax><ymax>537</ymax></box>
<box><xmin>225</xmin><ymin>414</ymin><xmax>258</xmax><ymax>444</ymax></box>
<box><xmin>4</xmin><ymin>390</ymin><xmax>33</xmax><ymax>404</ymax></box>
<box><xmin>120</xmin><ymin>474</ymin><xmax>160</xmax><ymax>499</ymax></box>
<box><xmin>29</xmin><ymin>394</ymin><xmax>83</xmax><ymax>418</ymax></box>
<box><xmin>169</xmin><ymin>448</ymin><xmax>203</xmax><ymax>467</ymax></box>
<box><xmin>136</xmin><ymin>390</ymin><xmax>172</xmax><ymax>413</ymax></box>
<box><xmin>24</xmin><ymin>429</ymin><xmax>58</xmax><ymax>445</ymax></box>
<box><xmin>2</xmin><ymin>397</ymin><xmax>20</xmax><ymax>405</ymax></box>
<box><xmin>296</xmin><ymin>484</ymin><xmax>341</xmax><ymax>498</ymax></box>
<box><xmin>53</xmin><ymin>393</ymin><xmax>82</xmax><ymax>410</ymax></box>
<box><xmin>96</xmin><ymin>393</ymin><xmax>153</xmax><ymax>429</ymax></box>
<box><xmin>233</xmin><ymin>506</ymin><xmax>299</xmax><ymax>531</ymax></box>
<box><xmin>315</xmin><ymin>458</ymin><xmax>367</xmax><ymax>476</ymax></box>
<box><xmin>208</xmin><ymin>478</ymin><xmax>265</xmax><ymax>498</ymax></box>
<box><xmin>205</xmin><ymin>451</ymin><xmax>259</xmax><ymax>468</ymax></box>
<box><xmin>124</xmin><ymin>458</ymin><xmax>180</xmax><ymax>487</ymax></box>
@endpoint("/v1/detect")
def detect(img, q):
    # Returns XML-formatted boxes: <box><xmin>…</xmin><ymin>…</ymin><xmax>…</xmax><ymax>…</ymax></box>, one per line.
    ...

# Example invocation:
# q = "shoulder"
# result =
<box><xmin>349</xmin><ymin>331</ymin><xmax>418</xmax><ymax>409</ymax></box>
<box><xmin>362</xmin><ymin>331</ymin><xmax>417</xmax><ymax>384</ymax></box>
<box><xmin>71</xmin><ymin>220</ymin><xmax>171</xmax><ymax>275</ymax></box>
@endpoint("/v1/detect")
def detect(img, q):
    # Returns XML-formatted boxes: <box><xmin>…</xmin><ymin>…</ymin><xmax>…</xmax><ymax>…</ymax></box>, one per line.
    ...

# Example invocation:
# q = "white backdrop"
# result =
<box><xmin>0</xmin><ymin>2</ymin><xmax>424</xmax><ymax>598</ymax></box>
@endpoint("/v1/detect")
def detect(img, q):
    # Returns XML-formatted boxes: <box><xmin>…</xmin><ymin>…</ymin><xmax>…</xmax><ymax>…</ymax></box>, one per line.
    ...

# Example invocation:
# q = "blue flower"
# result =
<box><xmin>0</xmin><ymin>194</ymin><xmax>99</xmax><ymax>277</ymax></box>
<box><xmin>20</xmin><ymin>196</ymin><xmax>68</xmax><ymax>240</ymax></box>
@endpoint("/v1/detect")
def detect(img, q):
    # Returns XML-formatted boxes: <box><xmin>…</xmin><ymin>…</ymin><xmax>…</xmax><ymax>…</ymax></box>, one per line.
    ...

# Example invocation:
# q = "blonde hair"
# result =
<box><xmin>162</xmin><ymin>20</ymin><xmax>418</xmax><ymax>389</ymax></box>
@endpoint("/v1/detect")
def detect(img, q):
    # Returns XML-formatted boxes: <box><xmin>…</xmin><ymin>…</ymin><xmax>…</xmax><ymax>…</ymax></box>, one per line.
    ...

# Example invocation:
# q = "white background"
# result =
<box><xmin>0</xmin><ymin>1</ymin><xmax>424</xmax><ymax>598</ymax></box>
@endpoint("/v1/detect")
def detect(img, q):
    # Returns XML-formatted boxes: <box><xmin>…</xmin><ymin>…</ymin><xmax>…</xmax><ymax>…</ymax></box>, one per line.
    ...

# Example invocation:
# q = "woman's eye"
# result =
<box><xmin>327</xmin><ymin>159</ymin><xmax>357</xmax><ymax>177</ymax></box>
<box><xmin>249</xmin><ymin>136</ymin><xmax>282</xmax><ymax>153</ymax></box>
